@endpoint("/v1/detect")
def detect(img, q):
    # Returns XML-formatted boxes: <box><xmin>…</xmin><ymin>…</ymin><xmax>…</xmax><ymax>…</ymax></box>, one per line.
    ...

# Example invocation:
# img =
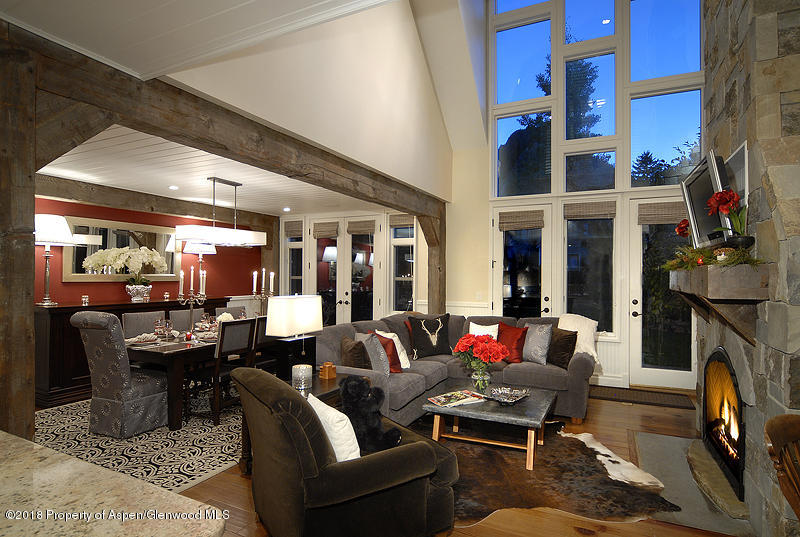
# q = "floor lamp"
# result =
<box><xmin>34</xmin><ymin>214</ymin><xmax>77</xmax><ymax>306</ymax></box>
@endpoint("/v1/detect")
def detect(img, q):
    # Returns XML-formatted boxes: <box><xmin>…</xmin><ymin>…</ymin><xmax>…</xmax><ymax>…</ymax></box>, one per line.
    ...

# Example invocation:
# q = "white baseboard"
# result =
<box><xmin>590</xmin><ymin>373</ymin><xmax>629</xmax><ymax>388</ymax></box>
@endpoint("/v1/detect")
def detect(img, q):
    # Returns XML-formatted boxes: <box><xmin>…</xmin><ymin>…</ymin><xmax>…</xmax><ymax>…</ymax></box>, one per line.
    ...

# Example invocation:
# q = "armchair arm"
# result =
<box><xmin>335</xmin><ymin>366</ymin><xmax>389</xmax><ymax>392</ymax></box>
<box><xmin>304</xmin><ymin>441</ymin><xmax>437</xmax><ymax>508</ymax></box>
<box><xmin>568</xmin><ymin>351</ymin><xmax>595</xmax><ymax>380</ymax></box>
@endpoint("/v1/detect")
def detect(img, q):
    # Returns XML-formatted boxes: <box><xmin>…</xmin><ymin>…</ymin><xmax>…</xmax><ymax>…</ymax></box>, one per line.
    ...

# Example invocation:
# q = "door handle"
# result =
<box><xmin>344</xmin><ymin>300</ymin><xmax>350</xmax><ymax>305</ymax></box>
<box><xmin>542</xmin><ymin>307</ymin><xmax>550</xmax><ymax>314</ymax></box>
<box><xmin>337</xmin><ymin>300</ymin><xmax>343</xmax><ymax>305</ymax></box>
<box><xmin>632</xmin><ymin>311</ymin><xmax>641</xmax><ymax>317</ymax></box>
<box><xmin>543</xmin><ymin>296</ymin><xmax>550</xmax><ymax>302</ymax></box>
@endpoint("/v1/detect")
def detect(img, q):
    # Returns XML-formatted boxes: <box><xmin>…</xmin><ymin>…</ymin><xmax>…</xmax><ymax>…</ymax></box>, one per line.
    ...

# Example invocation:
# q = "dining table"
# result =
<box><xmin>126</xmin><ymin>338</ymin><xmax>218</xmax><ymax>431</ymax></box>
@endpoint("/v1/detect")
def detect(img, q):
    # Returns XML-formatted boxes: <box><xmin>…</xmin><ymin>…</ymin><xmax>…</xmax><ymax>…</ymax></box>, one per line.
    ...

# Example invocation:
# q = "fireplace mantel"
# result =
<box><xmin>669</xmin><ymin>265</ymin><xmax>772</xmax><ymax>346</ymax></box>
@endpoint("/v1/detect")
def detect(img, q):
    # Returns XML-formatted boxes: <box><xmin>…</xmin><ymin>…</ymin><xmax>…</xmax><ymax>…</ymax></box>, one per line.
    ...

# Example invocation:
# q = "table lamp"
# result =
<box><xmin>34</xmin><ymin>214</ymin><xmax>77</xmax><ymax>306</ymax></box>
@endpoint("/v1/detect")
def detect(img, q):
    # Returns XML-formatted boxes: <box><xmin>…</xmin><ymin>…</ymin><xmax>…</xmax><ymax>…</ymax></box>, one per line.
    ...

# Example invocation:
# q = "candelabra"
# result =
<box><xmin>252</xmin><ymin>289</ymin><xmax>273</xmax><ymax>316</ymax></box>
<box><xmin>177</xmin><ymin>289</ymin><xmax>206</xmax><ymax>335</ymax></box>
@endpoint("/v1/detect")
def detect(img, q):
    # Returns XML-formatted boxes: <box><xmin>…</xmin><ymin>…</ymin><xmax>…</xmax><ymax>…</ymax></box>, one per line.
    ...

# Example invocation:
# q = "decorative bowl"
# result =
<box><xmin>489</xmin><ymin>386</ymin><xmax>531</xmax><ymax>405</ymax></box>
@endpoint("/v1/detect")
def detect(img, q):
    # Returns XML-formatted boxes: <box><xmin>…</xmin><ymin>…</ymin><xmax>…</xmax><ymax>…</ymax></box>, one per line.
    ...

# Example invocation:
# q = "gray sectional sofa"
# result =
<box><xmin>314</xmin><ymin>313</ymin><xmax>596</xmax><ymax>426</ymax></box>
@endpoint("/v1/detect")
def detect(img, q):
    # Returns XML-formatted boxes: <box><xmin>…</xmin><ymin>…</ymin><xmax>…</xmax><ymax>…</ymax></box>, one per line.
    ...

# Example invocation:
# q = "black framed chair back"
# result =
<box><xmin>252</xmin><ymin>316</ymin><xmax>274</xmax><ymax>350</ymax></box>
<box><xmin>209</xmin><ymin>317</ymin><xmax>256</xmax><ymax>425</ymax></box>
<box><xmin>215</xmin><ymin>318</ymin><xmax>256</xmax><ymax>359</ymax></box>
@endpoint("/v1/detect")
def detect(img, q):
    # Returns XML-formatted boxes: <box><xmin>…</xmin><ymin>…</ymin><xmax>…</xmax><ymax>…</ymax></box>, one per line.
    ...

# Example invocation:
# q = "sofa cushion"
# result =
<box><xmin>548</xmin><ymin>327</ymin><xmax>578</xmax><ymax>370</ymax></box>
<box><xmin>522</xmin><ymin>323</ymin><xmax>553</xmax><ymax>365</ymax></box>
<box><xmin>406</xmin><ymin>360</ymin><xmax>448</xmax><ymax>390</ymax></box>
<box><xmin>516</xmin><ymin>317</ymin><xmax>559</xmax><ymax>328</ymax></box>
<box><xmin>558</xmin><ymin>313</ymin><xmax>598</xmax><ymax>360</ymax></box>
<box><xmin>386</xmin><ymin>373</ymin><xmax>426</xmax><ymax>411</ymax></box>
<box><xmin>341</xmin><ymin>336</ymin><xmax>371</xmax><ymax>369</ymax></box>
<box><xmin>408</xmin><ymin>314</ymin><xmax>451</xmax><ymax>358</ymax></box>
<box><xmin>381</xmin><ymin>314</ymin><xmax>414</xmax><ymax>356</ymax></box>
<box><xmin>463</xmin><ymin>316</ymin><xmax>517</xmax><ymax>337</ymax></box>
<box><xmin>316</xmin><ymin>324</ymin><xmax>356</xmax><ymax>365</ymax></box>
<box><xmin>503</xmin><ymin>362</ymin><xmax>569</xmax><ymax>391</ymax></box>
<box><xmin>357</xmin><ymin>333</ymin><xmax>391</xmax><ymax>376</ymax></box>
<box><xmin>417</xmin><ymin>354</ymin><xmax>452</xmax><ymax>365</ymax></box>
<box><xmin>353</xmin><ymin>320</ymin><xmax>389</xmax><ymax>334</ymax></box>
<box><xmin>370</xmin><ymin>331</ymin><xmax>403</xmax><ymax>373</ymax></box>
<box><xmin>498</xmin><ymin>322</ymin><xmax>527</xmax><ymax>363</ymax></box>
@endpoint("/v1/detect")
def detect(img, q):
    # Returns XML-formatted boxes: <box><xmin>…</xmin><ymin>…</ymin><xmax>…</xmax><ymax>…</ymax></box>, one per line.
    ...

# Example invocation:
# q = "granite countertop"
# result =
<box><xmin>0</xmin><ymin>430</ymin><xmax>225</xmax><ymax>536</ymax></box>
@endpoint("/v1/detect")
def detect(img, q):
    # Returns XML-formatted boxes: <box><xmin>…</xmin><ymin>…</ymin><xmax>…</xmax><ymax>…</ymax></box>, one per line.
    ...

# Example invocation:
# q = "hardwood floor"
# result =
<box><xmin>180</xmin><ymin>397</ymin><xmax>728</xmax><ymax>537</ymax></box>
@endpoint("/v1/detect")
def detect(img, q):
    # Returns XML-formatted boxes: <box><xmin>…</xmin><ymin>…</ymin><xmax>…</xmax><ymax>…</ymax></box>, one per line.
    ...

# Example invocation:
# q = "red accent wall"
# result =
<box><xmin>34</xmin><ymin>198</ymin><xmax>263</xmax><ymax>305</ymax></box>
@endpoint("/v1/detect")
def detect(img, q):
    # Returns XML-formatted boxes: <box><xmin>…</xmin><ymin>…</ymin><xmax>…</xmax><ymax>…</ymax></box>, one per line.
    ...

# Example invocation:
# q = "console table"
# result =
<box><xmin>34</xmin><ymin>298</ymin><xmax>228</xmax><ymax>408</ymax></box>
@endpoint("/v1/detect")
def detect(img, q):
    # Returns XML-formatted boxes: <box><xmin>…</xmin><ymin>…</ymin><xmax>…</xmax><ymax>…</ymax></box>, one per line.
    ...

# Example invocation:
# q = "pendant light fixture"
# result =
<box><xmin>175</xmin><ymin>177</ymin><xmax>267</xmax><ymax>247</ymax></box>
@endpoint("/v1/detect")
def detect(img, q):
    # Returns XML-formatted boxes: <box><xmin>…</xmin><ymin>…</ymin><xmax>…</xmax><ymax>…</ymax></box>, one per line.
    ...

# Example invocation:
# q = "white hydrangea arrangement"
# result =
<box><xmin>82</xmin><ymin>246</ymin><xmax>169</xmax><ymax>285</ymax></box>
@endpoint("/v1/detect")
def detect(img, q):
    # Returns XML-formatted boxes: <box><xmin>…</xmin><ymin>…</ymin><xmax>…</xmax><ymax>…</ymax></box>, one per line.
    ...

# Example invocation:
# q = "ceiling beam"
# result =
<box><xmin>35</xmin><ymin>174</ymin><xmax>277</xmax><ymax>247</ymax></box>
<box><xmin>7</xmin><ymin>22</ymin><xmax>445</xmax><ymax>219</ymax></box>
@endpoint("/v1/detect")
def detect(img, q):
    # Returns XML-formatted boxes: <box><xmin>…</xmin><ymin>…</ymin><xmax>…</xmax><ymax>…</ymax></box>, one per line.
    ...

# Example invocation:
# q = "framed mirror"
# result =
<box><xmin>62</xmin><ymin>216</ymin><xmax>181</xmax><ymax>282</ymax></box>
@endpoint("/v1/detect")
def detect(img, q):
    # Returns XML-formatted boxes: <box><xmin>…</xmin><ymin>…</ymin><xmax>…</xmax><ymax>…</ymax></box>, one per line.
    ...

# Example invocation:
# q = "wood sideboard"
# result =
<box><xmin>34</xmin><ymin>298</ymin><xmax>228</xmax><ymax>408</ymax></box>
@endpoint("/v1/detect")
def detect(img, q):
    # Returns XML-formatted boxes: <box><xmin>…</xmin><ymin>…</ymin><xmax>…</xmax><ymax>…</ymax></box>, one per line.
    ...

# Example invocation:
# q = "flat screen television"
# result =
<box><xmin>680</xmin><ymin>149</ymin><xmax>731</xmax><ymax>248</ymax></box>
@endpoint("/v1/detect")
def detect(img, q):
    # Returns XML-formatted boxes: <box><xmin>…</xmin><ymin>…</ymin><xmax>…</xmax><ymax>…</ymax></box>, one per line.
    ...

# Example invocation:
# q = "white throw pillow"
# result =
<box><xmin>558</xmin><ymin>313</ymin><xmax>598</xmax><ymax>360</ymax></box>
<box><xmin>306</xmin><ymin>393</ymin><xmax>361</xmax><ymax>462</ymax></box>
<box><xmin>375</xmin><ymin>329</ymin><xmax>411</xmax><ymax>369</ymax></box>
<box><xmin>469</xmin><ymin>322</ymin><xmax>499</xmax><ymax>338</ymax></box>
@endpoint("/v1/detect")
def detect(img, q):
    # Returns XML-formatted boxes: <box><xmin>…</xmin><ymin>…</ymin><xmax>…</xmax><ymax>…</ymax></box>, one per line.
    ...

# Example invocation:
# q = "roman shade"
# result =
<box><xmin>312</xmin><ymin>222</ymin><xmax>339</xmax><ymax>239</ymax></box>
<box><xmin>284</xmin><ymin>220</ymin><xmax>303</xmax><ymax>238</ymax></box>
<box><xmin>637</xmin><ymin>201</ymin><xmax>688</xmax><ymax>225</ymax></box>
<box><xmin>498</xmin><ymin>210</ymin><xmax>545</xmax><ymax>231</ymax></box>
<box><xmin>563</xmin><ymin>201</ymin><xmax>616</xmax><ymax>220</ymax></box>
<box><xmin>346</xmin><ymin>220</ymin><xmax>375</xmax><ymax>235</ymax></box>
<box><xmin>389</xmin><ymin>214</ymin><xmax>415</xmax><ymax>228</ymax></box>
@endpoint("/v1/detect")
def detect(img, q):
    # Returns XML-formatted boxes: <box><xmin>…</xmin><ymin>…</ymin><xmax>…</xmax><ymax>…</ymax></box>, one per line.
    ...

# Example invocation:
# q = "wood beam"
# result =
<box><xmin>419</xmin><ymin>213</ymin><xmax>446</xmax><ymax>314</ymax></box>
<box><xmin>0</xmin><ymin>42</ymin><xmax>36</xmax><ymax>439</ymax></box>
<box><xmin>7</xmin><ymin>23</ymin><xmax>445</xmax><ymax>219</ymax></box>
<box><xmin>35</xmin><ymin>90</ymin><xmax>117</xmax><ymax>169</ymax></box>
<box><xmin>35</xmin><ymin>174</ymin><xmax>277</xmax><ymax>247</ymax></box>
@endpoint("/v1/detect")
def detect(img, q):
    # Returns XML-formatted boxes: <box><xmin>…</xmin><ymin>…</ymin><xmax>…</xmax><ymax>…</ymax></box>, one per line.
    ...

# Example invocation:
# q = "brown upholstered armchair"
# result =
<box><xmin>765</xmin><ymin>414</ymin><xmax>800</xmax><ymax>518</ymax></box>
<box><xmin>231</xmin><ymin>367</ymin><xmax>458</xmax><ymax>537</ymax></box>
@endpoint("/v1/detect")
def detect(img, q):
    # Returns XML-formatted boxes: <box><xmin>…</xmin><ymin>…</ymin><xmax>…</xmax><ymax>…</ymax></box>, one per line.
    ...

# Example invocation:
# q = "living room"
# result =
<box><xmin>2</xmin><ymin>0</ymin><xmax>800</xmax><ymax>536</ymax></box>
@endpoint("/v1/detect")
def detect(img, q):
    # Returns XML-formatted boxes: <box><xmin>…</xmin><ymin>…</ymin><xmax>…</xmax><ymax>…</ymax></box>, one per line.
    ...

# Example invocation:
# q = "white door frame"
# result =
<box><xmin>628</xmin><ymin>198</ymin><xmax>696</xmax><ymax>389</ymax></box>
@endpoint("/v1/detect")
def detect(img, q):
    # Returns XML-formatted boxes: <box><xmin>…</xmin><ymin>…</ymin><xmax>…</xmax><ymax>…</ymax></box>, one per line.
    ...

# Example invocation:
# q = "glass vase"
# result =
<box><xmin>471</xmin><ymin>370</ymin><xmax>491</xmax><ymax>394</ymax></box>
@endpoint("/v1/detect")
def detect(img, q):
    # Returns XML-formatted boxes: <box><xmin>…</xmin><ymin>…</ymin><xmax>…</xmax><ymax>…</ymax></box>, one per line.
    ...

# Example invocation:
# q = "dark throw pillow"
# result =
<box><xmin>497</xmin><ymin>322</ymin><xmax>527</xmax><ymax>363</ymax></box>
<box><xmin>408</xmin><ymin>314</ymin><xmax>451</xmax><ymax>359</ymax></box>
<box><xmin>547</xmin><ymin>327</ymin><xmax>578</xmax><ymax>370</ymax></box>
<box><xmin>341</xmin><ymin>336</ymin><xmax>371</xmax><ymax>370</ymax></box>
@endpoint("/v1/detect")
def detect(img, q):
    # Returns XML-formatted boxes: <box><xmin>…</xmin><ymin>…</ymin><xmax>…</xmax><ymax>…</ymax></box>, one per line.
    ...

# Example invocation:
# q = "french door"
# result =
<box><xmin>492</xmin><ymin>205</ymin><xmax>553</xmax><ymax>317</ymax></box>
<box><xmin>309</xmin><ymin>217</ymin><xmax>381</xmax><ymax>326</ymax></box>
<box><xmin>628</xmin><ymin>199</ymin><xmax>695</xmax><ymax>388</ymax></box>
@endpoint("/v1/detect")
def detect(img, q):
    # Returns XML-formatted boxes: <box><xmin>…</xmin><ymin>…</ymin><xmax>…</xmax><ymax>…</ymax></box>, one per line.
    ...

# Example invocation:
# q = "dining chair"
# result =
<box><xmin>765</xmin><ymin>414</ymin><xmax>800</xmax><ymax>518</ymax></box>
<box><xmin>210</xmin><ymin>317</ymin><xmax>257</xmax><ymax>425</ymax></box>
<box><xmin>169</xmin><ymin>308</ymin><xmax>204</xmax><ymax>333</ymax></box>
<box><xmin>122</xmin><ymin>310</ymin><xmax>165</xmax><ymax>338</ymax></box>
<box><xmin>70</xmin><ymin>311</ymin><xmax>168</xmax><ymax>438</ymax></box>
<box><xmin>248</xmin><ymin>315</ymin><xmax>278</xmax><ymax>372</ymax></box>
<box><xmin>215</xmin><ymin>306</ymin><xmax>248</xmax><ymax>319</ymax></box>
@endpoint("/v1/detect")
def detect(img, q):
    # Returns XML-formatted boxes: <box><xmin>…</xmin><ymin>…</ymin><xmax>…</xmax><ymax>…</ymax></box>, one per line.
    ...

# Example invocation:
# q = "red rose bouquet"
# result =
<box><xmin>453</xmin><ymin>333</ymin><xmax>509</xmax><ymax>391</ymax></box>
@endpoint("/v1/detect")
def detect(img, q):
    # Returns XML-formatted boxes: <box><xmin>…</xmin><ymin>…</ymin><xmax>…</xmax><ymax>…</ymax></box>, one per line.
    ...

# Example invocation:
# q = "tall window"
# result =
<box><xmin>389</xmin><ymin>215</ymin><xmax>415</xmax><ymax>312</ymax></box>
<box><xmin>284</xmin><ymin>220</ymin><xmax>304</xmax><ymax>295</ymax></box>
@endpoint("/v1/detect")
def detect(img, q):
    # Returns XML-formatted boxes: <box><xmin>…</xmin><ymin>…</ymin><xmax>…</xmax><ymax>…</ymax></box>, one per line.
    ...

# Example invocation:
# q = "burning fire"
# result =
<box><xmin>712</xmin><ymin>398</ymin><xmax>740</xmax><ymax>462</ymax></box>
<box><xmin>722</xmin><ymin>399</ymin><xmax>739</xmax><ymax>441</ymax></box>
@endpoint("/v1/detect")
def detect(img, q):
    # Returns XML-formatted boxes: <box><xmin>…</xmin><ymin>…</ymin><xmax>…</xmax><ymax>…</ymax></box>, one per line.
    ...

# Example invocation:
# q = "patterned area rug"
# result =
<box><xmin>35</xmin><ymin>400</ymin><xmax>241</xmax><ymax>493</ymax></box>
<box><xmin>410</xmin><ymin>416</ymin><xmax>680</xmax><ymax>526</ymax></box>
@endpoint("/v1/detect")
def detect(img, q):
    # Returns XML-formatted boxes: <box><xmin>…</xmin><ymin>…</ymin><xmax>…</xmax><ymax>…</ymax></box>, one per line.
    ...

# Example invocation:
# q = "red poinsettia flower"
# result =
<box><xmin>707</xmin><ymin>190</ymin><xmax>740</xmax><ymax>216</ymax></box>
<box><xmin>675</xmin><ymin>219</ymin><xmax>690</xmax><ymax>237</ymax></box>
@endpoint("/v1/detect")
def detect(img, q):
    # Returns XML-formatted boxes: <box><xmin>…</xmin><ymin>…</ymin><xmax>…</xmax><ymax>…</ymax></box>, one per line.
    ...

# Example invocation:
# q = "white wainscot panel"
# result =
<box><xmin>415</xmin><ymin>301</ymin><xmax>492</xmax><ymax>317</ymax></box>
<box><xmin>590</xmin><ymin>338</ymin><xmax>630</xmax><ymax>387</ymax></box>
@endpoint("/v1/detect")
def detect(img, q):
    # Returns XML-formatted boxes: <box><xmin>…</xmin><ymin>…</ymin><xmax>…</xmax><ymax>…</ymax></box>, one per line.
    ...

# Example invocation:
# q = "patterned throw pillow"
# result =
<box><xmin>374</xmin><ymin>329</ymin><xmax>411</xmax><ymax>368</ymax></box>
<box><xmin>357</xmin><ymin>333</ymin><xmax>391</xmax><ymax>377</ymax></box>
<box><xmin>522</xmin><ymin>323</ymin><xmax>553</xmax><ymax>365</ymax></box>
<box><xmin>369</xmin><ymin>331</ymin><xmax>402</xmax><ymax>373</ymax></box>
<box><xmin>468</xmin><ymin>322</ymin><xmax>499</xmax><ymax>338</ymax></box>
<box><xmin>340</xmin><ymin>336</ymin><xmax>371</xmax><ymax>370</ymax></box>
<box><xmin>408</xmin><ymin>314</ymin><xmax>451</xmax><ymax>359</ymax></box>
<box><xmin>497</xmin><ymin>322</ymin><xmax>527</xmax><ymax>363</ymax></box>
<box><xmin>547</xmin><ymin>327</ymin><xmax>578</xmax><ymax>370</ymax></box>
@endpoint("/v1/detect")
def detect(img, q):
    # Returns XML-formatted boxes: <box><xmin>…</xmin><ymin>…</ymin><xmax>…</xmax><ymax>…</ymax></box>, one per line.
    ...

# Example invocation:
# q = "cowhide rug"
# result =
<box><xmin>410</xmin><ymin>418</ymin><xmax>679</xmax><ymax>525</ymax></box>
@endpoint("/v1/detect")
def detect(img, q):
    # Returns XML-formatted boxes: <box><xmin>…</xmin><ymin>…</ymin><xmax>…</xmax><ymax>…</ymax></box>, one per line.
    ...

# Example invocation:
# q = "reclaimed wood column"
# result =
<box><xmin>0</xmin><ymin>37</ymin><xmax>36</xmax><ymax>439</ymax></box>
<box><xmin>419</xmin><ymin>211</ymin><xmax>446</xmax><ymax>314</ymax></box>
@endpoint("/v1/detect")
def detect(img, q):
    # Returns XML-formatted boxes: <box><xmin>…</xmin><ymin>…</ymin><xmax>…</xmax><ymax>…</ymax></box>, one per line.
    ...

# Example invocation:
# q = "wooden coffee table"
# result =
<box><xmin>422</xmin><ymin>383</ymin><xmax>556</xmax><ymax>470</ymax></box>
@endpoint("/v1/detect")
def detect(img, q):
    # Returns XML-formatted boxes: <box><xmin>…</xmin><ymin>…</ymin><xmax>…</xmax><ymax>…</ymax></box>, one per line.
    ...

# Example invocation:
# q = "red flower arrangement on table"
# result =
<box><xmin>453</xmin><ymin>333</ymin><xmax>509</xmax><ymax>392</ymax></box>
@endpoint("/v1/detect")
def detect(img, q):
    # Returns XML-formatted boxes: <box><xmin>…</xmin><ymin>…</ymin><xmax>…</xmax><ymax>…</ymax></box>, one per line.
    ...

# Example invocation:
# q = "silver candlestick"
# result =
<box><xmin>252</xmin><ymin>290</ymin><xmax>273</xmax><ymax>316</ymax></box>
<box><xmin>177</xmin><ymin>289</ymin><xmax>206</xmax><ymax>335</ymax></box>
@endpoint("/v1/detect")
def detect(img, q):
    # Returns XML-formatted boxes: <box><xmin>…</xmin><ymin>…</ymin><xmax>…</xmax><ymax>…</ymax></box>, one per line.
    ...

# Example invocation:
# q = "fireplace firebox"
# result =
<box><xmin>703</xmin><ymin>346</ymin><xmax>745</xmax><ymax>500</ymax></box>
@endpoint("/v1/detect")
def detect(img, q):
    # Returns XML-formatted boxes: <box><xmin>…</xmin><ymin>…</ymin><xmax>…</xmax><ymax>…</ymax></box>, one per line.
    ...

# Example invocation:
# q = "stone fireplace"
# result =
<box><xmin>703</xmin><ymin>347</ymin><xmax>746</xmax><ymax>500</ymax></box>
<box><xmin>701</xmin><ymin>0</ymin><xmax>800</xmax><ymax>534</ymax></box>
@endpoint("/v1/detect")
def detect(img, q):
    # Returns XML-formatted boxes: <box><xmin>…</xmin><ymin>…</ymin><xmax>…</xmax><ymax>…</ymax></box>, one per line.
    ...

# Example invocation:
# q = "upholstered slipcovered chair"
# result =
<box><xmin>231</xmin><ymin>367</ymin><xmax>458</xmax><ymax>537</ymax></box>
<box><xmin>70</xmin><ymin>311</ymin><xmax>168</xmax><ymax>438</ymax></box>
<box><xmin>169</xmin><ymin>308</ymin><xmax>204</xmax><ymax>333</ymax></box>
<box><xmin>121</xmin><ymin>310</ymin><xmax>165</xmax><ymax>338</ymax></box>
<box><xmin>215</xmin><ymin>306</ymin><xmax>247</xmax><ymax>319</ymax></box>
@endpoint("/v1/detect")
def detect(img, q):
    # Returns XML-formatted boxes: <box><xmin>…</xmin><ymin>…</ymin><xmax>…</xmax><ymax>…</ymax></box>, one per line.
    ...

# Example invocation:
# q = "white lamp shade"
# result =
<box><xmin>353</xmin><ymin>252</ymin><xmax>365</xmax><ymax>265</ymax></box>
<box><xmin>265</xmin><ymin>295</ymin><xmax>323</xmax><ymax>337</ymax></box>
<box><xmin>368</xmin><ymin>253</ymin><xmax>374</xmax><ymax>266</ymax></box>
<box><xmin>321</xmin><ymin>246</ymin><xmax>337</xmax><ymax>262</ymax></box>
<box><xmin>165</xmin><ymin>235</ymin><xmax>177</xmax><ymax>253</ymax></box>
<box><xmin>34</xmin><ymin>214</ymin><xmax>76</xmax><ymax>246</ymax></box>
<box><xmin>72</xmin><ymin>234</ymin><xmax>103</xmax><ymax>245</ymax></box>
<box><xmin>175</xmin><ymin>224</ymin><xmax>266</xmax><ymax>246</ymax></box>
<box><xmin>183</xmin><ymin>241</ymin><xmax>217</xmax><ymax>255</ymax></box>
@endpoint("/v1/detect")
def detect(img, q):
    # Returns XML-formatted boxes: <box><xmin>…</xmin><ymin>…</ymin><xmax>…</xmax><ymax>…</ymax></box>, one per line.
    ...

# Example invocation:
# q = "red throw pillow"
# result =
<box><xmin>369</xmin><ymin>331</ymin><xmax>402</xmax><ymax>373</ymax></box>
<box><xmin>498</xmin><ymin>322</ymin><xmax>527</xmax><ymax>363</ymax></box>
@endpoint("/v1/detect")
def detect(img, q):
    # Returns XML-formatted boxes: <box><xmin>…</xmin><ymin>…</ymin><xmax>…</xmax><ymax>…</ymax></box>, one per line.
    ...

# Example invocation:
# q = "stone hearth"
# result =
<box><xmin>701</xmin><ymin>0</ymin><xmax>800</xmax><ymax>535</ymax></box>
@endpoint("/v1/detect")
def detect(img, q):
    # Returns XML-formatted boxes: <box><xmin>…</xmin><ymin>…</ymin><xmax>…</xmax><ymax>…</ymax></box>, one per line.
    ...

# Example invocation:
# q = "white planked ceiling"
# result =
<box><xmin>0</xmin><ymin>0</ymin><xmax>393</xmax><ymax>79</ymax></box>
<box><xmin>38</xmin><ymin>125</ymin><xmax>382</xmax><ymax>216</ymax></box>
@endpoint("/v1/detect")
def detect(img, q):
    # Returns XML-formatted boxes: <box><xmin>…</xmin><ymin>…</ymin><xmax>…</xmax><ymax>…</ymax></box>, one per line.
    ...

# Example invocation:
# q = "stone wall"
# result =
<box><xmin>703</xmin><ymin>0</ymin><xmax>800</xmax><ymax>535</ymax></box>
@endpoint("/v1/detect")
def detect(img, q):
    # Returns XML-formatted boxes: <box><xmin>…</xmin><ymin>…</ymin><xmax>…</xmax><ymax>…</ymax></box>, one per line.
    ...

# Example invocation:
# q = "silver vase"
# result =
<box><xmin>125</xmin><ymin>284</ymin><xmax>152</xmax><ymax>303</ymax></box>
